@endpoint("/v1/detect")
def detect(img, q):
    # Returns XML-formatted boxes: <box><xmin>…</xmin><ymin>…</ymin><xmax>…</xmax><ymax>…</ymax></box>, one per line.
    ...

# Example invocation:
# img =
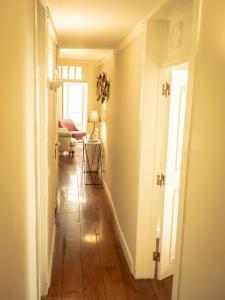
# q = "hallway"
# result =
<box><xmin>45</xmin><ymin>146</ymin><xmax>172</xmax><ymax>300</ymax></box>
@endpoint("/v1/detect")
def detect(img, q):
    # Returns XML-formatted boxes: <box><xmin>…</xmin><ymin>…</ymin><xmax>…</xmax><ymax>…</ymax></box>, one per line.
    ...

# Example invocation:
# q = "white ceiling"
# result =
<box><xmin>59</xmin><ymin>48</ymin><xmax>113</xmax><ymax>61</ymax></box>
<box><xmin>47</xmin><ymin>0</ymin><xmax>161</xmax><ymax>49</ymax></box>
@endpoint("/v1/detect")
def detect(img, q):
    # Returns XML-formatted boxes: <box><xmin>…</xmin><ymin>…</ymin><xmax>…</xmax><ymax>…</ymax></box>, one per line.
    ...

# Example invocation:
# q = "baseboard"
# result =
<box><xmin>102</xmin><ymin>179</ymin><xmax>134</xmax><ymax>273</ymax></box>
<box><xmin>47</xmin><ymin>224</ymin><xmax>56</xmax><ymax>288</ymax></box>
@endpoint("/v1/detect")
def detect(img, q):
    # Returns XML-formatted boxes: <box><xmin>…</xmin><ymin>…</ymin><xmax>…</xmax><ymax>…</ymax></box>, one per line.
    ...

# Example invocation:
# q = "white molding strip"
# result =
<box><xmin>100</xmin><ymin>50</ymin><xmax>114</xmax><ymax>65</ymax></box>
<box><xmin>47</xmin><ymin>7</ymin><xmax>58</xmax><ymax>44</ymax></box>
<box><xmin>115</xmin><ymin>0</ymin><xmax>168</xmax><ymax>54</ymax></box>
<box><xmin>102</xmin><ymin>179</ymin><xmax>134</xmax><ymax>273</ymax></box>
<box><xmin>47</xmin><ymin>224</ymin><xmax>56</xmax><ymax>288</ymax></box>
<box><xmin>115</xmin><ymin>20</ymin><xmax>145</xmax><ymax>54</ymax></box>
<box><xmin>163</xmin><ymin>51</ymin><xmax>190</xmax><ymax>68</ymax></box>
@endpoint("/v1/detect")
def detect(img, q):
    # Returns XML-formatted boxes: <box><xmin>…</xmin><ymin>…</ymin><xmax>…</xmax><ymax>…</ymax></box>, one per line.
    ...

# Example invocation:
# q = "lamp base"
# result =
<box><xmin>89</xmin><ymin>122</ymin><xmax>96</xmax><ymax>140</ymax></box>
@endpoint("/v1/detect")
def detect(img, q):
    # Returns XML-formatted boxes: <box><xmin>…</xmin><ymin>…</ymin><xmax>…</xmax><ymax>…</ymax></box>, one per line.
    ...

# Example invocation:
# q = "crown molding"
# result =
<box><xmin>99</xmin><ymin>50</ymin><xmax>114</xmax><ymax>65</ymax></box>
<box><xmin>115</xmin><ymin>0</ymin><xmax>168</xmax><ymax>54</ymax></box>
<box><xmin>47</xmin><ymin>7</ymin><xmax>58</xmax><ymax>44</ymax></box>
<box><xmin>115</xmin><ymin>20</ymin><xmax>146</xmax><ymax>54</ymax></box>
<box><xmin>38</xmin><ymin>0</ymin><xmax>47</xmax><ymax>9</ymax></box>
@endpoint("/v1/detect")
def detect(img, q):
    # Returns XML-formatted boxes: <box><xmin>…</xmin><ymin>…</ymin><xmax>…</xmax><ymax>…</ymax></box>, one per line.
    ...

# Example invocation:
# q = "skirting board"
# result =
<box><xmin>47</xmin><ymin>224</ymin><xmax>56</xmax><ymax>288</ymax></box>
<box><xmin>102</xmin><ymin>179</ymin><xmax>134</xmax><ymax>273</ymax></box>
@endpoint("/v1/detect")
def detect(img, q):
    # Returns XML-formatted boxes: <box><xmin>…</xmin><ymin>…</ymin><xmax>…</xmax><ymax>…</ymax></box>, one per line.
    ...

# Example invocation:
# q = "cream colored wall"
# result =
<box><xmin>176</xmin><ymin>1</ymin><xmax>225</xmax><ymax>299</ymax></box>
<box><xmin>99</xmin><ymin>33</ymin><xmax>144</xmax><ymax>262</ymax></box>
<box><xmin>47</xmin><ymin>25</ymin><xmax>57</xmax><ymax>269</ymax></box>
<box><xmin>0</xmin><ymin>0</ymin><xmax>37</xmax><ymax>299</ymax></box>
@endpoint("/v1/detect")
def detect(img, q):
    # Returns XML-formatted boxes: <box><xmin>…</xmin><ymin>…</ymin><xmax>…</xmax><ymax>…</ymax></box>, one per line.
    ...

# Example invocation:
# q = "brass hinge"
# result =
<box><xmin>162</xmin><ymin>82</ymin><xmax>170</xmax><ymax>97</ymax></box>
<box><xmin>157</xmin><ymin>173</ymin><xmax>165</xmax><ymax>187</ymax></box>
<box><xmin>153</xmin><ymin>251</ymin><xmax>160</xmax><ymax>262</ymax></box>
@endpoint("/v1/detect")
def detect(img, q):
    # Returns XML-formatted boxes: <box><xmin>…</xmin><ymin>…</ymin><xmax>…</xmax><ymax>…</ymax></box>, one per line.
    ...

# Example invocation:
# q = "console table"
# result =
<box><xmin>82</xmin><ymin>137</ymin><xmax>103</xmax><ymax>185</ymax></box>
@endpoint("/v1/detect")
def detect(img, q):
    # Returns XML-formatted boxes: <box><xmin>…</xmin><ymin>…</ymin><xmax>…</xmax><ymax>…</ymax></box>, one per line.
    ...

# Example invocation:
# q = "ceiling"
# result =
<box><xmin>59</xmin><ymin>48</ymin><xmax>113</xmax><ymax>61</ymax></box>
<box><xmin>47</xmin><ymin>0</ymin><xmax>162</xmax><ymax>49</ymax></box>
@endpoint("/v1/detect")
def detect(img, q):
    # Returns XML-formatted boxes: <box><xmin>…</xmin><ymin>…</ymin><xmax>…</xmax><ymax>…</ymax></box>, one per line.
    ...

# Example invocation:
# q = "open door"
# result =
<box><xmin>155</xmin><ymin>65</ymin><xmax>188</xmax><ymax>280</ymax></box>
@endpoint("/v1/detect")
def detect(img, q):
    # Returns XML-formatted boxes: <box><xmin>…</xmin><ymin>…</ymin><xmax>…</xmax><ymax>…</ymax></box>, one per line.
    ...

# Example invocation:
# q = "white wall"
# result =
<box><xmin>176</xmin><ymin>1</ymin><xmax>225</xmax><ymax>299</ymax></box>
<box><xmin>99</xmin><ymin>33</ymin><xmax>145</xmax><ymax>271</ymax></box>
<box><xmin>0</xmin><ymin>0</ymin><xmax>37</xmax><ymax>299</ymax></box>
<box><xmin>47</xmin><ymin>16</ymin><xmax>58</xmax><ymax>286</ymax></box>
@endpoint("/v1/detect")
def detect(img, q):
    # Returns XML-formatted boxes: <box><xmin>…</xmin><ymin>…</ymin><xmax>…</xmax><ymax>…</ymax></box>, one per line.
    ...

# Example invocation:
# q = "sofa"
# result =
<box><xmin>58</xmin><ymin>119</ymin><xmax>86</xmax><ymax>140</ymax></box>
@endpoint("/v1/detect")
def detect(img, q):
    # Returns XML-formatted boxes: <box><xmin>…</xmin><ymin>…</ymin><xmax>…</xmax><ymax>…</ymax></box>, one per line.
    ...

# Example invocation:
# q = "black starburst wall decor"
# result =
<box><xmin>96</xmin><ymin>72</ymin><xmax>110</xmax><ymax>104</ymax></box>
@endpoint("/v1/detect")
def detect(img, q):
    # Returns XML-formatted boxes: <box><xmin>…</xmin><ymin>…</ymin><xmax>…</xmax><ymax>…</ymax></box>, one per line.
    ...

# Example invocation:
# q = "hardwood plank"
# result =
<box><xmin>81</xmin><ymin>221</ymin><xmax>106</xmax><ymax>300</ymax></box>
<box><xmin>61</xmin><ymin>223</ymin><xmax>83</xmax><ymax>300</ymax></box>
<box><xmin>151</xmin><ymin>276</ymin><xmax>173</xmax><ymax>300</ymax></box>
<box><xmin>87</xmin><ymin>186</ymin><xmax>129</xmax><ymax>299</ymax></box>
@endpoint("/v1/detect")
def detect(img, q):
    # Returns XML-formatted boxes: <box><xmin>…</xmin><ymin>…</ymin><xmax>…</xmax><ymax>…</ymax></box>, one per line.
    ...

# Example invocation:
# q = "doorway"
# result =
<box><xmin>154</xmin><ymin>64</ymin><xmax>188</xmax><ymax>280</ymax></box>
<box><xmin>63</xmin><ymin>82</ymin><xmax>88</xmax><ymax>131</ymax></box>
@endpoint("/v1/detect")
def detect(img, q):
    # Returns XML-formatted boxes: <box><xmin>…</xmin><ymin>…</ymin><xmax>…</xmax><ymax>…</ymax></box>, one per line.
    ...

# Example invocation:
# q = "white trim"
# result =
<box><xmin>135</xmin><ymin>18</ymin><xmax>168</xmax><ymax>279</ymax></box>
<box><xmin>168</xmin><ymin>2</ymin><xmax>193</xmax><ymax>21</ymax></box>
<box><xmin>39</xmin><ymin>0</ymin><xmax>47</xmax><ymax>8</ymax></box>
<box><xmin>115</xmin><ymin>0</ymin><xmax>167</xmax><ymax>54</ymax></box>
<box><xmin>47</xmin><ymin>8</ymin><xmax>58</xmax><ymax>44</ymax></box>
<box><xmin>100</xmin><ymin>50</ymin><xmax>114</xmax><ymax>65</ymax></box>
<box><xmin>115</xmin><ymin>20</ymin><xmax>145</xmax><ymax>54</ymax></box>
<box><xmin>163</xmin><ymin>51</ymin><xmax>190</xmax><ymax>68</ymax></box>
<box><xmin>172</xmin><ymin>0</ymin><xmax>203</xmax><ymax>299</ymax></box>
<box><xmin>102</xmin><ymin>179</ymin><xmax>134</xmax><ymax>273</ymax></box>
<box><xmin>47</xmin><ymin>224</ymin><xmax>56</xmax><ymax>288</ymax></box>
<box><xmin>35</xmin><ymin>2</ymin><xmax>50</xmax><ymax>297</ymax></box>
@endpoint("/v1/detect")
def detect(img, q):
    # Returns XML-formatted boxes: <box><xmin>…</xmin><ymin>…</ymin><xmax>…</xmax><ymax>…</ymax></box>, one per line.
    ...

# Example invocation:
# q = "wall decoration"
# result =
<box><xmin>169</xmin><ymin>21</ymin><xmax>183</xmax><ymax>50</ymax></box>
<box><xmin>96</xmin><ymin>72</ymin><xmax>110</xmax><ymax>104</ymax></box>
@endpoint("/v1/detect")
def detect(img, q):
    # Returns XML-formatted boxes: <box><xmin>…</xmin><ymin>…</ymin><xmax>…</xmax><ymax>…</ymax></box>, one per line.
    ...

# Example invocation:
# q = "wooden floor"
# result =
<box><xmin>44</xmin><ymin>145</ymin><xmax>172</xmax><ymax>300</ymax></box>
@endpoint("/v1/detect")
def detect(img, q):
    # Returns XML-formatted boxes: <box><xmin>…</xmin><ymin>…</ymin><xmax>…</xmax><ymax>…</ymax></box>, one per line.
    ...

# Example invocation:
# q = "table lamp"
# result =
<box><xmin>88</xmin><ymin>110</ymin><xmax>101</xmax><ymax>140</ymax></box>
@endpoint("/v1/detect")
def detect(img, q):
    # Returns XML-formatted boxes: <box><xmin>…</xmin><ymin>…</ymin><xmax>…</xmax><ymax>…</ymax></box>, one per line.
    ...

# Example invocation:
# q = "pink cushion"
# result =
<box><xmin>61</xmin><ymin>119</ymin><xmax>78</xmax><ymax>131</ymax></box>
<box><xmin>71</xmin><ymin>131</ymin><xmax>86</xmax><ymax>140</ymax></box>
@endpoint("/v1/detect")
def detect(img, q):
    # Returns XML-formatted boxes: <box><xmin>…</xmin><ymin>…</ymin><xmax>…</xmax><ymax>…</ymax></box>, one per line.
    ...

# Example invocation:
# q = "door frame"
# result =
<box><xmin>156</xmin><ymin>64</ymin><xmax>189</xmax><ymax>281</ymax></box>
<box><xmin>35</xmin><ymin>1</ymin><xmax>58</xmax><ymax>296</ymax></box>
<box><xmin>135</xmin><ymin>1</ymin><xmax>202</xmax><ymax>297</ymax></box>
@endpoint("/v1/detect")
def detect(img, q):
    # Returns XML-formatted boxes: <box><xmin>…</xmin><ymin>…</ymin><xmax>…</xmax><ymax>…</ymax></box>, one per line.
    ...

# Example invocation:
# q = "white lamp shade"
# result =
<box><xmin>88</xmin><ymin>110</ymin><xmax>100</xmax><ymax>123</ymax></box>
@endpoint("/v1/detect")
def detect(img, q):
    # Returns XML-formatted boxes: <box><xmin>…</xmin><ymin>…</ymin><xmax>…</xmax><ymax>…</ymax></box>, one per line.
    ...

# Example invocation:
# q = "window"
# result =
<box><xmin>75</xmin><ymin>66</ymin><xmax>82</xmax><ymax>80</ymax></box>
<box><xmin>62</xmin><ymin>66</ymin><xmax>68</xmax><ymax>79</ymax></box>
<box><xmin>57</xmin><ymin>65</ymin><xmax>82</xmax><ymax>80</ymax></box>
<box><xmin>63</xmin><ymin>82</ymin><xmax>88</xmax><ymax>131</ymax></box>
<box><xmin>69</xmin><ymin>66</ymin><xmax>75</xmax><ymax>80</ymax></box>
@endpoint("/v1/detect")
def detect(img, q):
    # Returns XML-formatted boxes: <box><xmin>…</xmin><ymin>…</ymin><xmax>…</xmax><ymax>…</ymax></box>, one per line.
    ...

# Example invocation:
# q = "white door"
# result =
<box><xmin>154</xmin><ymin>69</ymin><xmax>171</xmax><ymax>243</ymax></box>
<box><xmin>156</xmin><ymin>67</ymin><xmax>188</xmax><ymax>280</ymax></box>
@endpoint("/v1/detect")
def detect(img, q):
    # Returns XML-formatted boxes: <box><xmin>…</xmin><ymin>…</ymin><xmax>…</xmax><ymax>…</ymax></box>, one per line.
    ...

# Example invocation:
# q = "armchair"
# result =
<box><xmin>58</xmin><ymin>119</ymin><xmax>86</xmax><ymax>140</ymax></box>
<box><xmin>58</xmin><ymin>128</ymin><xmax>77</xmax><ymax>157</ymax></box>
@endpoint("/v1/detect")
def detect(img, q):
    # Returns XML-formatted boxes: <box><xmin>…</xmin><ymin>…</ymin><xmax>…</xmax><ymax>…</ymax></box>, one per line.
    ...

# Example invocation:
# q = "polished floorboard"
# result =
<box><xmin>44</xmin><ymin>146</ymin><xmax>172</xmax><ymax>300</ymax></box>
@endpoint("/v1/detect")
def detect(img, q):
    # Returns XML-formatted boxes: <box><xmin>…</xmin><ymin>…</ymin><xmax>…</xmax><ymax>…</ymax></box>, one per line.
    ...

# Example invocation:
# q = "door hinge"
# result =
<box><xmin>162</xmin><ymin>82</ymin><xmax>170</xmax><ymax>97</ymax></box>
<box><xmin>157</xmin><ymin>173</ymin><xmax>165</xmax><ymax>187</ymax></box>
<box><xmin>153</xmin><ymin>251</ymin><xmax>160</xmax><ymax>262</ymax></box>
